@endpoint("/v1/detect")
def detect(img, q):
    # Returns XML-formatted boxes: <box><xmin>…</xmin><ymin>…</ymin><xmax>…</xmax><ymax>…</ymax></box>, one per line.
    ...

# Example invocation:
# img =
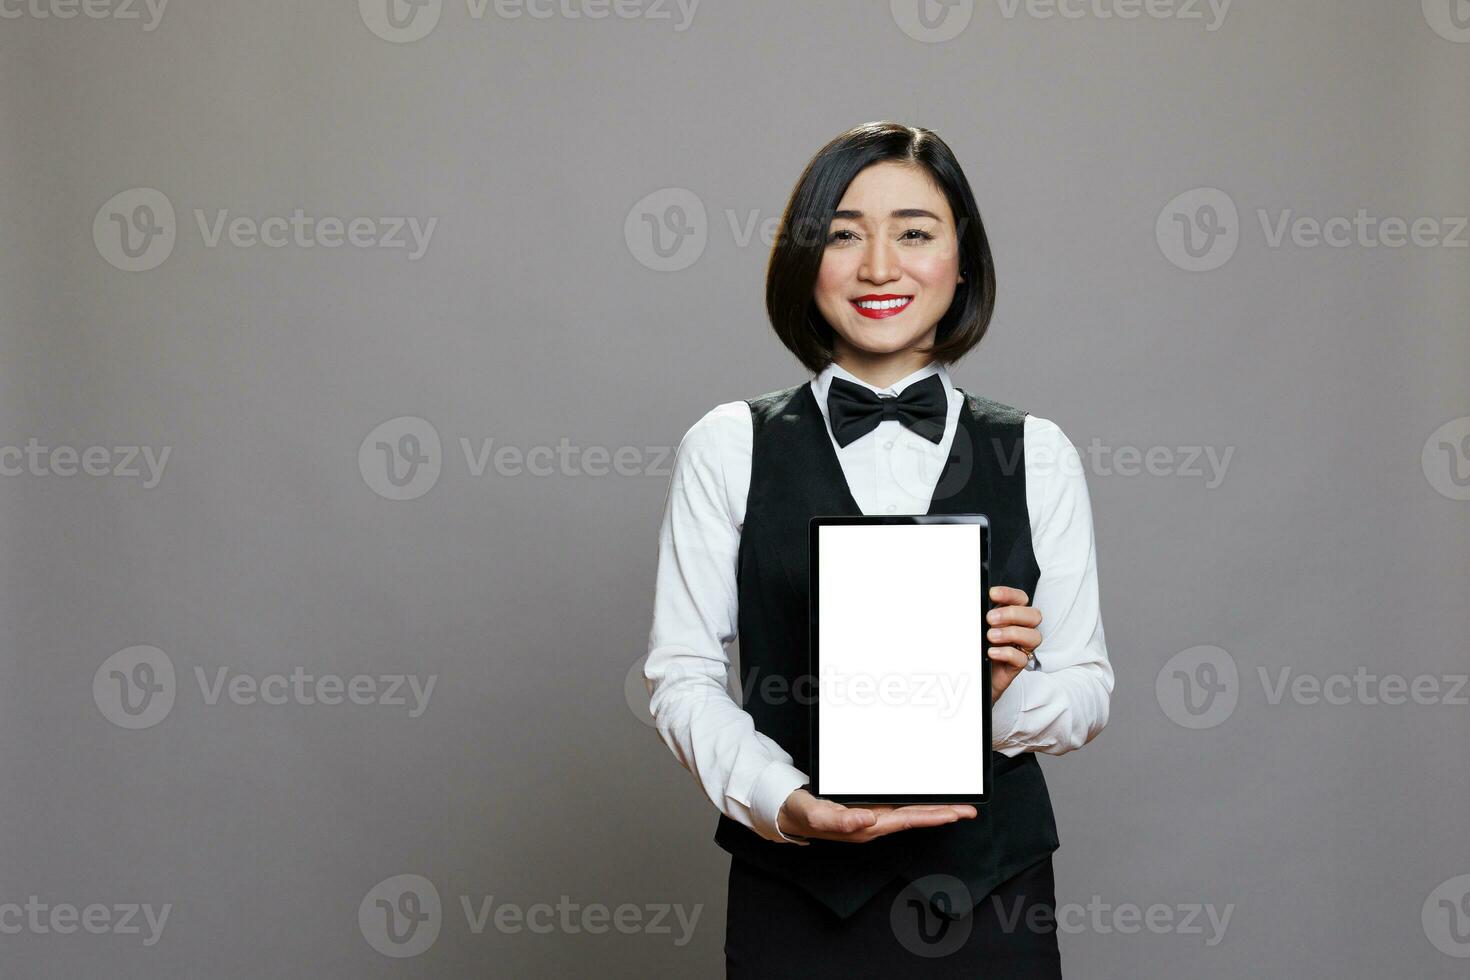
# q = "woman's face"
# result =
<box><xmin>813</xmin><ymin>161</ymin><xmax>964</xmax><ymax>363</ymax></box>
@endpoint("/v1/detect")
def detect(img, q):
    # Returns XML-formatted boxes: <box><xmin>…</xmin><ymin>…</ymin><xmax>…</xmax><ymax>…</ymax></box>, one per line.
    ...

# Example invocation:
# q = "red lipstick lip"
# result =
<box><xmin>850</xmin><ymin>294</ymin><xmax>913</xmax><ymax>319</ymax></box>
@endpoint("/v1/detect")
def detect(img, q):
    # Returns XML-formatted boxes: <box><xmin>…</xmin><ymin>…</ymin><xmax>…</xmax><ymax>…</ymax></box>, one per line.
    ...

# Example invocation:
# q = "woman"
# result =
<box><xmin>644</xmin><ymin>121</ymin><xmax>1113</xmax><ymax>977</ymax></box>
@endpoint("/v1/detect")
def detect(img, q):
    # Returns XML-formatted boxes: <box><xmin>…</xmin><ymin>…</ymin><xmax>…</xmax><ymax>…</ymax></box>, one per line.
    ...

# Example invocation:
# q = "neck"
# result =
<box><xmin>831</xmin><ymin>339</ymin><xmax>936</xmax><ymax>389</ymax></box>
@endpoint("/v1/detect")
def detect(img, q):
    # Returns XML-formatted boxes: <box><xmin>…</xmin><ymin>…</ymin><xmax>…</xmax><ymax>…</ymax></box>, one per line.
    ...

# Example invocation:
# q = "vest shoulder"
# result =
<box><xmin>743</xmin><ymin>382</ymin><xmax>808</xmax><ymax>421</ymax></box>
<box><xmin>955</xmin><ymin>387</ymin><xmax>1029</xmax><ymax>427</ymax></box>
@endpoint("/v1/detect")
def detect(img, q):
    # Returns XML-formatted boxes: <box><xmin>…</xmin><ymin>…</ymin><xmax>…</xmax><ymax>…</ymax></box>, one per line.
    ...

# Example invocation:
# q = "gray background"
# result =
<box><xmin>2</xmin><ymin>0</ymin><xmax>1468</xmax><ymax>976</ymax></box>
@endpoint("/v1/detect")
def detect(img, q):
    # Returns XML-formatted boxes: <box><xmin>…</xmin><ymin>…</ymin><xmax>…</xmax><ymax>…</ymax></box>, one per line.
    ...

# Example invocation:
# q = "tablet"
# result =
<box><xmin>808</xmin><ymin>514</ymin><xmax>991</xmax><ymax>805</ymax></box>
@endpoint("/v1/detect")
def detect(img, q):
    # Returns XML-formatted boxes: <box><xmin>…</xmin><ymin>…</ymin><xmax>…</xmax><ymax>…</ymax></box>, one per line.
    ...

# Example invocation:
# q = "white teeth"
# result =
<box><xmin>854</xmin><ymin>297</ymin><xmax>912</xmax><ymax>310</ymax></box>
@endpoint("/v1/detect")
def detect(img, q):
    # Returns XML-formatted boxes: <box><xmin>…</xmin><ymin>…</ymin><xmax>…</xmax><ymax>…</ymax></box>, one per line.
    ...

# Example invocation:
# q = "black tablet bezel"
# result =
<box><xmin>808</xmin><ymin>514</ymin><xmax>992</xmax><ymax>805</ymax></box>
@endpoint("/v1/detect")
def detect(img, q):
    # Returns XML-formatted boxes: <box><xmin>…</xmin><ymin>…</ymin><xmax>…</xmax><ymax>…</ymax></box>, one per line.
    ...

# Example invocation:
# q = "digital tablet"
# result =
<box><xmin>808</xmin><ymin>514</ymin><xmax>991</xmax><ymax>805</ymax></box>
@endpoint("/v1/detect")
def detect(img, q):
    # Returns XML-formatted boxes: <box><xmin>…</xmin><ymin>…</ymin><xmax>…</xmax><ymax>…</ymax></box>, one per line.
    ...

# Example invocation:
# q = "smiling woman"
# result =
<box><xmin>765</xmin><ymin>125</ymin><xmax>996</xmax><ymax>387</ymax></box>
<box><xmin>644</xmin><ymin>121</ymin><xmax>1112</xmax><ymax>977</ymax></box>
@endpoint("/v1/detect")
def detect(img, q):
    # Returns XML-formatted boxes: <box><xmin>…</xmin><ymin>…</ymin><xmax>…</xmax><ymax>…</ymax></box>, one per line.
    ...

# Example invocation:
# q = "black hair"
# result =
<box><xmin>765</xmin><ymin>121</ymin><xmax>997</xmax><ymax>374</ymax></box>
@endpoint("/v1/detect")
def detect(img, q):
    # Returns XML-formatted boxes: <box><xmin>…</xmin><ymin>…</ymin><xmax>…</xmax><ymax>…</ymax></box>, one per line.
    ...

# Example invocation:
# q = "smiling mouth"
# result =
<box><xmin>851</xmin><ymin>295</ymin><xmax>913</xmax><ymax>319</ymax></box>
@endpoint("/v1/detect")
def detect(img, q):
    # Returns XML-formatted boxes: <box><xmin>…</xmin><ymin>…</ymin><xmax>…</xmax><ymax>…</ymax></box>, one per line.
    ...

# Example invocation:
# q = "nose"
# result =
<box><xmin>858</xmin><ymin>236</ymin><xmax>900</xmax><ymax>285</ymax></box>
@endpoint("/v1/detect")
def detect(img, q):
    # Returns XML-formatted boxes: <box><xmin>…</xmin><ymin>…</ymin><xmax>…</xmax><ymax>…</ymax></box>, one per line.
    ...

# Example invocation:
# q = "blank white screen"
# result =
<box><xmin>816</xmin><ymin>522</ymin><xmax>986</xmax><ymax>796</ymax></box>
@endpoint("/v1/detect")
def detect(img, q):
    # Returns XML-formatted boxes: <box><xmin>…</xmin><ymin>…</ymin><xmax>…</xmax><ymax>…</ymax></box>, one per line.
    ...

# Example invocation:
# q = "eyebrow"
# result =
<box><xmin>831</xmin><ymin>208</ymin><xmax>942</xmax><ymax>221</ymax></box>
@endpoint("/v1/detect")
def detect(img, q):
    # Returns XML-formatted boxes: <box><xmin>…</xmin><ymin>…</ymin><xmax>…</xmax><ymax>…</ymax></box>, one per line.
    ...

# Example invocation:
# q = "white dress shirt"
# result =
<box><xmin>644</xmin><ymin>360</ymin><xmax>1113</xmax><ymax>845</ymax></box>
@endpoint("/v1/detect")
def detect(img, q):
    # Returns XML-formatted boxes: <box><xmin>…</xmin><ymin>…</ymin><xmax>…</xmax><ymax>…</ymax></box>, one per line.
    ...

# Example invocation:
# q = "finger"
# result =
<box><xmin>896</xmin><ymin>804</ymin><xmax>977</xmax><ymax>820</ymax></box>
<box><xmin>807</xmin><ymin>806</ymin><xmax>877</xmax><ymax>835</ymax></box>
<box><xmin>829</xmin><ymin>805</ymin><xmax>977</xmax><ymax>841</ymax></box>
<box><xmin>877</xmin><ymin>808</ymin><xmax>968</xmax><ymax>834</ymax></box>
<box><xmin>987</xmin><ymin>625</ymin><xmax>1041</xmax><ymax>650</ymax></box>
<box><xmin>989</xmin><ymin>586</ymin><xmax>1030</xmax><ymax>608</ymax></box>
<box><xmin>989</xmin><ymin>646</ymin><xmax>1030</xmax><ymax>670</ymax></box>
<box><xmin>986</xmin><ymin>604</ymin><xmax>1041</xmax><ymax>628</ymax></box>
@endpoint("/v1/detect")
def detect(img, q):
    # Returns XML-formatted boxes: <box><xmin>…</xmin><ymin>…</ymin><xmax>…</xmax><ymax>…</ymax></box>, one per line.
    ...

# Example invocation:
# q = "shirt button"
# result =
<box><xmin>883</xmin><ymin>440</ymin><xmax>893</xmax><ymax>450</ymax></box>
<box><xmin>885</xmin><ymin>504</ymin><xmax>896</xmax><ymax>513</ymax></box>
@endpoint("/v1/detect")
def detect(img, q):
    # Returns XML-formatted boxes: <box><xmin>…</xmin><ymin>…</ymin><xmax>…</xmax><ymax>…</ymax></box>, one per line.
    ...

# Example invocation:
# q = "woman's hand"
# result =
<box><xmin>988</xmin><ymin>585</ymin><xmax>1042</xmax><ymax>703</ymax></box>
<box><xmin>777</xmin><ymin>789</ymin><xmax>976</xmax><ymax>843</ymax></box>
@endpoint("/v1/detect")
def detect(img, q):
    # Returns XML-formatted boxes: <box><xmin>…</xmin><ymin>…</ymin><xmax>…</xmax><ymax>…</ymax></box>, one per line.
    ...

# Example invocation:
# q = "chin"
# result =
<box><xmin>842</xmin><ymin>326</ymin><xmax>930</xmax><ymax>355</ymax></box>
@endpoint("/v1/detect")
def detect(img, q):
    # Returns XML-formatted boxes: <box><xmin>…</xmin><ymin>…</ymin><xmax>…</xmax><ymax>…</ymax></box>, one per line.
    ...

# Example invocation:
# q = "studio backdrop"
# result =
<box><xmin>1</xmin><ymin>1</ymin><xmax>1467</xmax><ymax>976</ymax></box>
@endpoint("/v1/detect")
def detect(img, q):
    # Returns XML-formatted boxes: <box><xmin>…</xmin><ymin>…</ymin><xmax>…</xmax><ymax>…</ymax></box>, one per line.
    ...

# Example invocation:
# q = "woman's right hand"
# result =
<box><xmin>776</xmin><ymin>788</ymin><xmax>977</xmax><ymax>843</ymax></box>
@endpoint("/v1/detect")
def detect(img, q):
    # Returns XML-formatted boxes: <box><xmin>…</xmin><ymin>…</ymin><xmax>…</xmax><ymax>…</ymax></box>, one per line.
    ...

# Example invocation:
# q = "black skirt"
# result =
<box><xmin>724</xmin><ymin>854</ymin><xmax>1062</xmax><ymax>978</ymax></box>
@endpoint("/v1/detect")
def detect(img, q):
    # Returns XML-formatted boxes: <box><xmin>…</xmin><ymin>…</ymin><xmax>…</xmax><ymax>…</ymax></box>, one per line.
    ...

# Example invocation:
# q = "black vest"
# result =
<box><xmin>713</xmin><ymin>380</ymin><xmax>1061</xmax><ymax>920</ymax></box>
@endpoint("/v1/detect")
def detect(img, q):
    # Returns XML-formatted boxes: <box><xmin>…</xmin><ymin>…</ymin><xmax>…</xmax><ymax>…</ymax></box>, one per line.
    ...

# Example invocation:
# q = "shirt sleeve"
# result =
<box><xmin>644</xmin><ymin>401</ymin><xmax>811</xmax><ymax>844</ymax></box>
<box><xmin>990</xmin><ymin>415</ymin><xmax>1114</xmax><ymax>756</ymax></box>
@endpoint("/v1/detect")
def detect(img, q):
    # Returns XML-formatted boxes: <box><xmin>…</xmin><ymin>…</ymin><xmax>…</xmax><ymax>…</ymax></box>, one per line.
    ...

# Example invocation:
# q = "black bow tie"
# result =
<box><xmin>826</xmin><ymin>373</ymin><xmax>947</xmax><ymax>448</ymax></box>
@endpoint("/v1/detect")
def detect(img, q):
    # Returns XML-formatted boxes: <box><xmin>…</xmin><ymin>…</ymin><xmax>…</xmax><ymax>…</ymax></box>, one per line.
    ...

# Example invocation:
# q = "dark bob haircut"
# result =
<box><xmin>765</xmin><ymin>121</ymin><xmax>997</xmax><ymax>374</ymax></box>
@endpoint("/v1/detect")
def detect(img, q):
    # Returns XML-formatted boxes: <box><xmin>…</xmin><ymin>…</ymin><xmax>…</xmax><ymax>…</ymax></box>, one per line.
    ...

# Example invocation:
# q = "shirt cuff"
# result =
<box><xmin>992</xmin><ymin>669</ymin><xmax>1028</xmax><ymax>749</ymax></box>
<box><xmin>749</xmin><ymin>759</ymin><xmax>811</xmax><ymax>845</ymax></box>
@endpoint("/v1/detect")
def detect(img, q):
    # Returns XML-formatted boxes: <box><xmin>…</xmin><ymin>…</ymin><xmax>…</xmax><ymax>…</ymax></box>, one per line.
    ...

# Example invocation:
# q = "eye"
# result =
<box><xmin>827</xmin><ymin>229</ymin><xmax>857</xmax><ymax>244</ymax></box>
<box><xmin>901</xmin><ymin>228</ymin><xmax>936</xmax><ymax>242</ymax></box>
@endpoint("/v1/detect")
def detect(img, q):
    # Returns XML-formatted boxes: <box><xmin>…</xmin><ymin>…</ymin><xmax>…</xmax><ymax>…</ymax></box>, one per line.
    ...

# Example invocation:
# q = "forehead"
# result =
<box><xmin>834</xmin><ymin>162</ymin><xmax>951</xmax><ymax>218</ymax></box>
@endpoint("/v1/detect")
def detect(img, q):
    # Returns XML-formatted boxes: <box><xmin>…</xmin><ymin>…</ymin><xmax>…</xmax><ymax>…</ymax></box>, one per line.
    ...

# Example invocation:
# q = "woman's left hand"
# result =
<box><xmin>988</xmin><ymin>586</ymin><xmax>1042</xmax><ymax>702</ymax></box>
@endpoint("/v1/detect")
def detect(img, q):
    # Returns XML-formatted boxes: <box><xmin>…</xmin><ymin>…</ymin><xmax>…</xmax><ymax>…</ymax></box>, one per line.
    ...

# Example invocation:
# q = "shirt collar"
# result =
<box><xmin>810</xmin><ymin>359</ymin><xmax>953</xmax><ymax>428</ymax></box>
